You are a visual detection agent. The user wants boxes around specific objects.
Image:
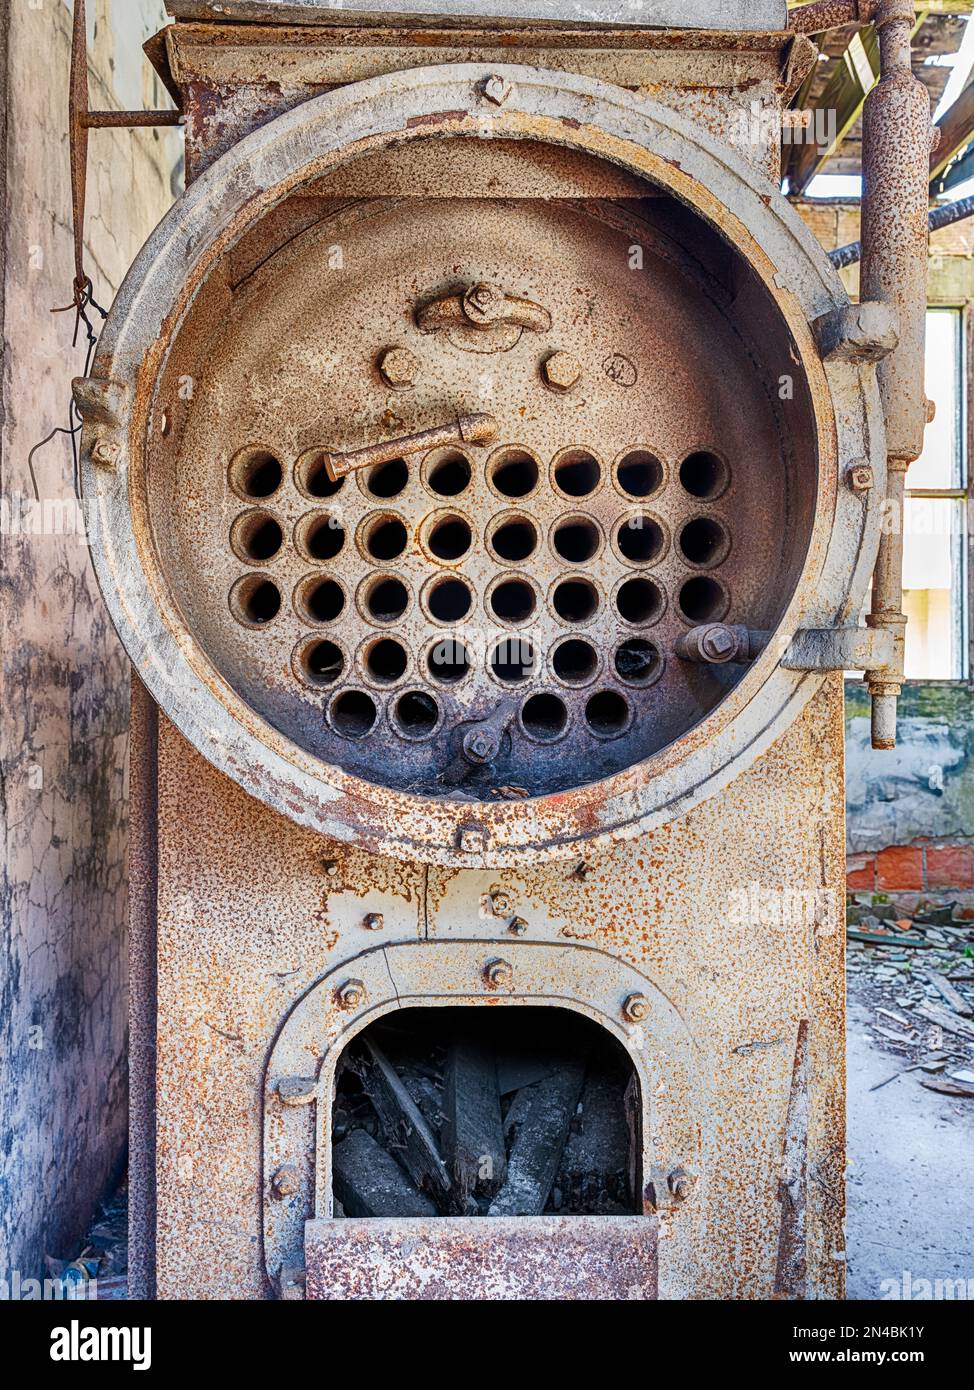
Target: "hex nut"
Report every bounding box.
[337,978,367,1010]
[276,1077,317,1108]
[271,1164,301,1198]
[507,916,528,937]
[489,891,514,917]
[465,731,496,763]
[847,462,874,494]
[483,74,514,106]
[378,346,420,389]
[623,992,651,1022]
[668,1168,695,1202]
[542,350,582,393]
[91,437,120,467]
[363,912,384,931]
[484,958,514,988]
[458,825,487,854]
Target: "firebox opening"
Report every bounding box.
[330,1007,640,1220]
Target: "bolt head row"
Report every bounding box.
[335,969,649,1026]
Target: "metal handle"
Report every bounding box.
[417,282,552,336]
[323,413,498,482]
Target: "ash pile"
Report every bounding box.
[332,1009,639,1219]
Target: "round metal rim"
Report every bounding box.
[78,62,886,867]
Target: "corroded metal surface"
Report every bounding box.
[151,681,846,1301]
[75,63,886,865]
[788,0,878,34]
[304,1215,658,1300]
[103,15,857,1306]
[161,23,809,180]
[165,0,787,31]
[152,192,815,798]
[127,677,159,1301]
[261,939,697,1278]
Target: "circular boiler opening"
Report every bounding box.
[330,1006,640,1219]
[148,140,822,808]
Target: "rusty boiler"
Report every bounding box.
[73,0,933,1300]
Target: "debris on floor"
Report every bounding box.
[847,892,974,1098]
[331,1008,636,1219]
[48,1175,129,1300]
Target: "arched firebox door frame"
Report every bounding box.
[261,939,702,1288]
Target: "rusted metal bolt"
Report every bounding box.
[465,730,496,763]
[363,911,384,931]
[542,350,582,393]
[462,281,504,325]
[668,1168,695,1202]
[458,825,487,854]
[507,916,528,937]
[847,462,874,493]
[378,345,420,389]
[489,891,514,917]
[623,992,651,1022]
[483,74,514,106]
[276,1077,316,1108]
[484,958,514,989]
[700,627,737,661]
[337,978,367,1010]
[91,437,120,467]
[271,1164,301,1198]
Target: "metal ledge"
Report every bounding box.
[305,1215,658,1299]
[165,1,788,32]
[782,626,894,672]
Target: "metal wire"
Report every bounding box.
[27,281,107,503]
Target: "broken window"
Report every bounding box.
[330,1008,640,1219]
[903,307,968,679]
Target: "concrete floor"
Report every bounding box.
[846,996,974,1300]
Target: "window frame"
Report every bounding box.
[900,301,971,687]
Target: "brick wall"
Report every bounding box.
[847,842,974,895]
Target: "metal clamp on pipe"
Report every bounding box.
[859,0,933,749]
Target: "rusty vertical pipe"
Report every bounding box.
[859,0,932,749]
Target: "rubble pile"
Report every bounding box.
[847,893,974,1098]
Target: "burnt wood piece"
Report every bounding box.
[557,1066,630,1213]
[401,1073,445,1132]
[489,1059,586,1217]
[494,1041,561,1097]
[351,1038,451,1205]
[332,1128,438,1219]
[441,1037,507,1206]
